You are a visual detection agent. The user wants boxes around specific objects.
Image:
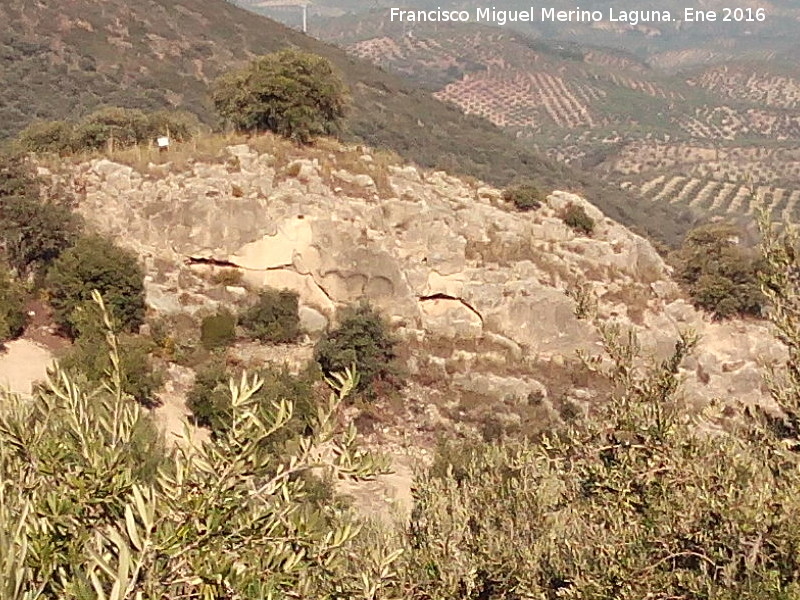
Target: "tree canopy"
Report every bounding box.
[671,222,764,319]
[211,49,349,143]
[0,154,81,275]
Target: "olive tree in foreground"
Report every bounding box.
[211,49,349,143]
[759,209,800,445]
[0,292,399,599]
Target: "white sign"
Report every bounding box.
[157,136,170,148]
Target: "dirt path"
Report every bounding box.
[337,453,417,523]
[0,339,54,396]
[151,363,210,447]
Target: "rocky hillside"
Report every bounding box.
[38,135,781,450]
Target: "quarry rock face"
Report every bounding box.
[61,142,782,410]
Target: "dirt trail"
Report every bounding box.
[0,339,54,396]
[337,454,417,523]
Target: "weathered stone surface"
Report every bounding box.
[91,159,133,179]
[452,372,548,405]
[332,169,375,189]
[59,142,783,410]
[420,298,482,339]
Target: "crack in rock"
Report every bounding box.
[418,292,484,325]
[185,254,337,309]
[185,255,292,272]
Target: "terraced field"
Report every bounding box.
[264,0,800,65]
[609,143,800,186]
[434,71,602,130]
[677,106,800,141]
[624,175,800,222]
[310,13,800,225]
[688,65,800,109]
[612,142,800,220]
[319,18,800,143]
[324,20,694,140]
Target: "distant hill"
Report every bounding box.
[310,14,800,224]
[0,0,694,245]
[258,0,799,66]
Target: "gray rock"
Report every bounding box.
[299,306,328,334]
[333,169,375,189]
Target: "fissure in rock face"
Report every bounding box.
[185,256,242,269]
[418,293,485,325]
[185,255,291,272]
[185,254,338,308]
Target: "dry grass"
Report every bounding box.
[35,132,305,175]
[208,268,244,287]
[45,132,405,203]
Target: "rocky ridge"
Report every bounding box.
[42,139,782,436]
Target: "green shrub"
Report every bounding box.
[209,268,243,287]
[200,308,237,350]
[562,202,595,235]
[314,302,398,394]
[502,182,544,211]
[0,263,27,345]
[240,288,300,343]
[46,235,145,338]
[72,106,150,150]
[186,357,231,430]
[187,358,320,441]
[211,49,349,143]
[16,120,75,154]
[144,109,200,142]
[60,303,162,406]
[0,154,81,274]
[16,109,200,155]
[671,223,764,319]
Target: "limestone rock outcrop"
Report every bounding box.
[51,140,783,411]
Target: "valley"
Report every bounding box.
[294,13,800,225]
